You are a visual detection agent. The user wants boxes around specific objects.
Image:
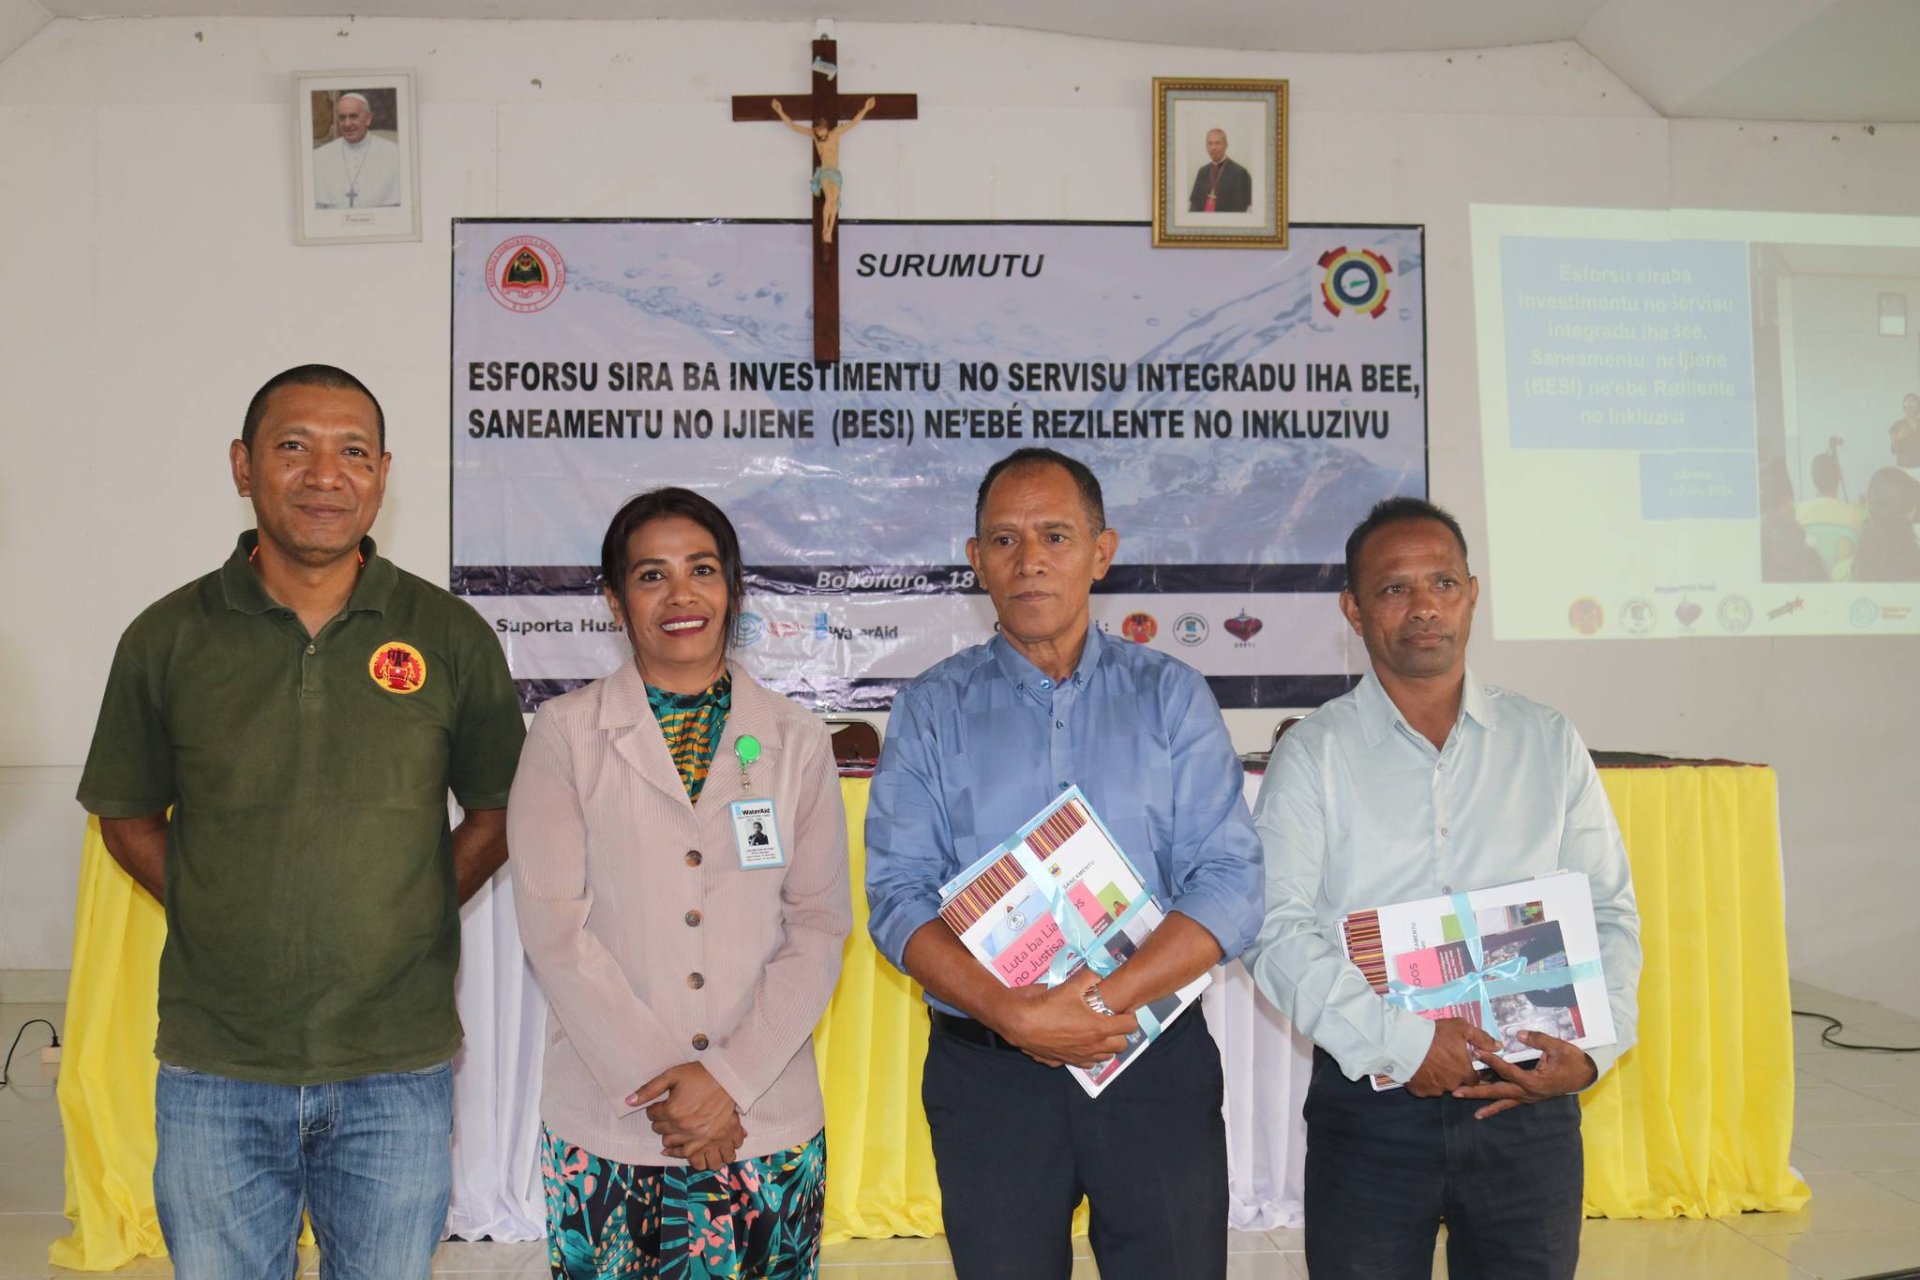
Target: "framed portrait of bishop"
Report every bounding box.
[1152,77,1288,249]
[294,68,422,245]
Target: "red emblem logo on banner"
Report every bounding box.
[486,236,567,313]
[1120,612,1158,644]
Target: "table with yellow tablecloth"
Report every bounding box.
[53,766,1807,1270]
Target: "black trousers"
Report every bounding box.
[921,1008,1229,1280]
[1303,1048,1584,1280]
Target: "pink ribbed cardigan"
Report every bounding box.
[507,660,852,1165]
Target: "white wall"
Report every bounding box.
[1,18,1913,1016]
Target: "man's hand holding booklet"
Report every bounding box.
[937,786,1208,1096]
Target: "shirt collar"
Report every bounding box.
[1459,668,1496,731]
[598,659,784,750]
[1355,665,1495,748]
[990,625,1106,703]
[219,530,393,616]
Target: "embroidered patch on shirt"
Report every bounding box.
[369,641,427,694]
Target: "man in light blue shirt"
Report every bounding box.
[1247,496,1639,1280]
[867,447,1263,1280]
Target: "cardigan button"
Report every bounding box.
[691,1034,710,1051]
[684,909,702,927]
[688,972,705,990]
[686,849,703,867]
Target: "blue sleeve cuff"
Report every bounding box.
[869,889,945,973]
[1168,884,1261,963]
[1582,1040,1621,1087]
[1382,1010,1438,1083]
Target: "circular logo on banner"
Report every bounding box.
[1568,598,1605,636]
[1120,612,1158,644]
[1620,597,1656,635]
[369,641,427,695]
[1317,246,1393,318]
[1172,613,1209,647]
[486,236,566,313]
[732,612,765,648]
[1851,599,1882,628]
[1717,595,1753,635]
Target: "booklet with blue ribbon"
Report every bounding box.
[1341,870,1615,1091]
[937,785,1209,1098]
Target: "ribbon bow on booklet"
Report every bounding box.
[1341,870,1615,1091]
[936,786,1209,1097]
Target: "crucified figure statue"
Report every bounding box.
[772,95,876,245]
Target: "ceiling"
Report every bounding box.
[3,0,1918,123]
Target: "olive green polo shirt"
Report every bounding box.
[78,532,526,1085]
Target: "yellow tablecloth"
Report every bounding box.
[811,779,944,1240]
[1581,765,1809,1218]
[54,767,1806,1269]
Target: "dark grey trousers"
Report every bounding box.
[1303,1046,1584,1280]
[922,1008,1229,1280]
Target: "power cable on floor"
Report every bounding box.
[1792,1009,1920,1053]
[0,1018,59,1091]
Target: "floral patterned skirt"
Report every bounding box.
[540,1125,826,1279]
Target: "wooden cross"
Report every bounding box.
[733,37,917,362]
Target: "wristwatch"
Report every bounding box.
[1083,983,1116,1017]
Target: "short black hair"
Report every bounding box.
[1867,465,1920,519]
[241,365,386,453]
[1811,452,1841,496]
[1343,496,1470,593]
[599,487,746,652]
[974,447,1106,535]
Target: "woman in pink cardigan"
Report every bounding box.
[508,487,852,1278]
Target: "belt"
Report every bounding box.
[929,1009,1023,1051]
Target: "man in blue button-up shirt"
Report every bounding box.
[1247,497,1640,1280]
[866,448,1262,1280]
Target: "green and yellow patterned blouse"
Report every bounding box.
[644,673,732,801]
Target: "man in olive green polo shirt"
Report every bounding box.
[78,364,525,1280]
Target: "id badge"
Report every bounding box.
[730,799,785,869]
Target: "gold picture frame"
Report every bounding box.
[1152,77,1288,249]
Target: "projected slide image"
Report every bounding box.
[1473,206,1920,639]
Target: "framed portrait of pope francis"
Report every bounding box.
[294,69,421,245]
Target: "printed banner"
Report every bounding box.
[451,220,1427,710]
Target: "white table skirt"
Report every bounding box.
[442,773,1308,1239]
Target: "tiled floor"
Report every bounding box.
[3,983,1918,1278]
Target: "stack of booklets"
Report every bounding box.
[937,786,1208,1097]
[1340,870,1615,1091]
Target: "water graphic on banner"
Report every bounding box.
[452,220,1427,710]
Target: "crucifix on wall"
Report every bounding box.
[733,37,917,361]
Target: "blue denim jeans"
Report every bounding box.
[153,1060,454,1280]
[1302,1048,1583,1280]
